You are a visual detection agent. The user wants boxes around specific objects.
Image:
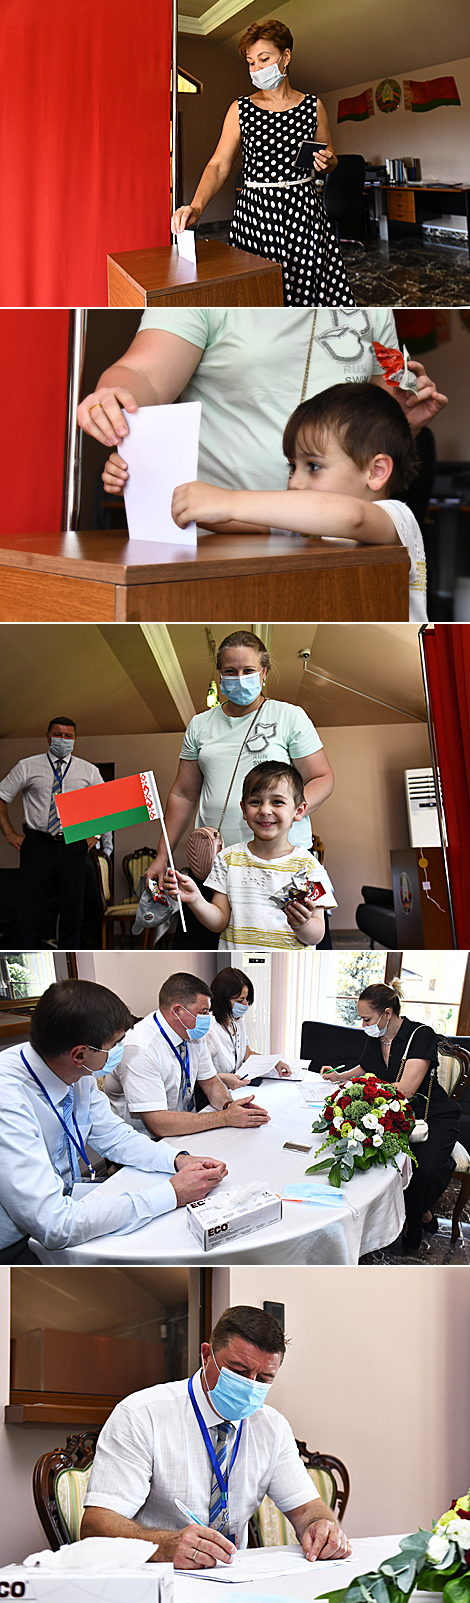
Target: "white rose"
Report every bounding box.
[353,1128,364,1143]
[333,1116,343,1130]
[426,1535,450,1563]
[372,1132,383,1146]
[389,1100,400,1111]
[446,1519,470,1551]
[362,1113,379,1129]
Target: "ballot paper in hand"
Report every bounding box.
[120,402,201,545]
[176,229,197,265]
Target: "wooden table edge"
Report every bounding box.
[0,538,410,586]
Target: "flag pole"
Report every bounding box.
[142,772,187,933]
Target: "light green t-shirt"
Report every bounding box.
[138,307,397,490]
[180,698,323,848]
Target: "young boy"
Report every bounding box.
[164,760,337,950]
[171,381,427,623]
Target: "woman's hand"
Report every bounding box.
[394,360,448,432]
[172,481,233,529]
[321,1066,362,1085]
[313,146,336,174]
[77,387,138,446]
[171,203,201,234]
[275,1060,292,1077]
[102,450,128,496]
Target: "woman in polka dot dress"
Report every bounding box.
[172,19,354,308]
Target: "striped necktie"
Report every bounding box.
[209,1422,232,1530]
[177,1041,195,1112]
[56,1087,79,1193]
[47,760,63,836]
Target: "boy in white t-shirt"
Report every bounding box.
[164,761,337,951]
[172,382,427,623]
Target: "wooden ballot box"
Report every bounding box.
[391,847,454,948]
[107,239,283,306]
[0,530,410,622]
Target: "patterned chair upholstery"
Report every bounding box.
[437,1038,470,1243]
[90,846,156,950]
[33,1433,99,1549]
[249,1446,349,1548]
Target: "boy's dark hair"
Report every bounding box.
[211,1304,287,1360]
[242,760,304,809]
[47,717,76,733]
[29,980,133,1058]
[159,972,212,1010]
[210,967,254,1026]
[283,381,420,498]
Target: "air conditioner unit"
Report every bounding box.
[404,767,440,847]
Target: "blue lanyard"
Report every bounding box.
[188,1375,243,1504]
[21,1051,95,1180]
[47,753,72,788]
[154,1015,191,1099]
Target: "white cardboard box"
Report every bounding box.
[186,1189,282,1251]
[0,1570,174,1602]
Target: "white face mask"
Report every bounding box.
[249,56,286,90]
[362,1010,389,1039]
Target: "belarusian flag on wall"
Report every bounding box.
[56,772,159,842]
[403,76,460,112]
[337,88,374,123]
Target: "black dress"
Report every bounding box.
[359,1017,460,1248]
[229,95,354,307]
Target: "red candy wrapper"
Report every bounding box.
[372,341,418,393]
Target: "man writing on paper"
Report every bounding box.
[0,980,226,1264]
[0,716,112,949]
[82,1305,351,1568]
[105,972,270,1137]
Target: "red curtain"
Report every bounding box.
[0,0,171,307]
[422,625,470,947]
[0,312,70,534]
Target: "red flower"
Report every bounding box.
[464,1550,470,1566]
[325,1106,334,1122]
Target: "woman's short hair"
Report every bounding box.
[211,1304,286,1359]
[359,981,403,1016]
[29,980,133,1058]
[283,382,420,497]
[216,630,271,675]
[239,20,293,58]
[210,967,254,1026]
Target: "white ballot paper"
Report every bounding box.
[176,229,197,265]
[120,403,201,546]
[180,1550,310,1582]
[240,1056,309,1081]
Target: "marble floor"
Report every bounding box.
[198,222,470,306]
[359,1174,470,1265]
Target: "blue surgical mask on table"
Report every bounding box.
[49,736,74,758]
[362,1010,388,1039]
[220,673,262,706]
[204,1347,271,1420]
[232,1001,249,1019]
[249,57,286,90]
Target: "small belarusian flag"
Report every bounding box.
[337,88,374,123]
[403,76,460,112]
[56,772,160,841]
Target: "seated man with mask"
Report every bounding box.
[0,979,226,1263]
[81,1304,351,1568]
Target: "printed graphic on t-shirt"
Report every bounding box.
[315,309,375,368]
[245,720,278,754]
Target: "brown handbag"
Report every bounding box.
[185,702,263,880]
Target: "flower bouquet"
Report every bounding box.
[305,1073,416,1188]
[318,1494,470,1603]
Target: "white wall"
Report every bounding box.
[215,1265,470,1537]
[322,55,470,226]
[76,951,218,1015]
[0,1269,71,1565]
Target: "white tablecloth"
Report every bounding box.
[31,1079,410,1265]
[172,1535,407,1600]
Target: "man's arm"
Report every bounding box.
[140,1071,270,1137]
[80,1506,236,1568]
[284,1498,351,1561]
[0,797,24,851]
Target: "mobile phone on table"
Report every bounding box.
[294,140,328,169]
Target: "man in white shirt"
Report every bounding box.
[0,716,113,949]
[105,971,270,1139]
[0,979,226,1264]
[82,1303,351,1568]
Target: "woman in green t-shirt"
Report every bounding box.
[145,627,334,950]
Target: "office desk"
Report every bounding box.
[0,530,410,622]
[369,183,470,244]
[107,240,283,305]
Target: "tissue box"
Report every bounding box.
[186,1188,282,1251]
[0,1570,173,1602]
